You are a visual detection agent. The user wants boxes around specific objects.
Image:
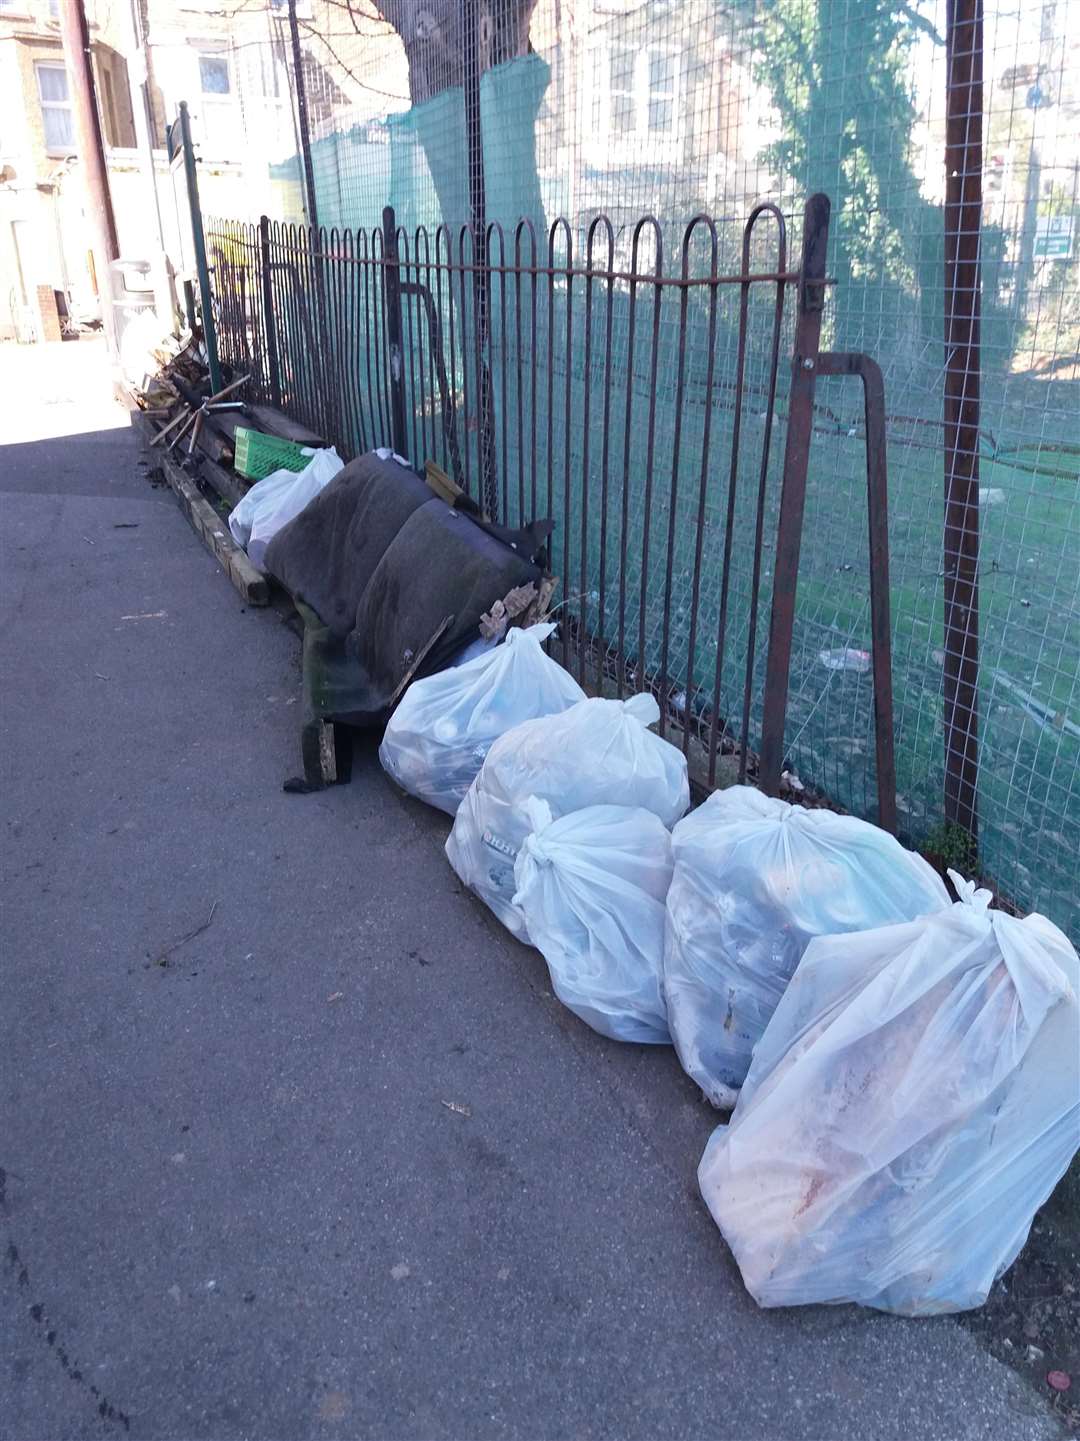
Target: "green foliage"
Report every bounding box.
[750,0,1010,365]
[922,819,978,873]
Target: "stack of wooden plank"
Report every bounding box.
[126,329,329,608]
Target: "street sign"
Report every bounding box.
[1034,216,1074,261]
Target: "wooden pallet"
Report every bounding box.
[129,409,268,607]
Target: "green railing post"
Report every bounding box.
[175,101,222,395]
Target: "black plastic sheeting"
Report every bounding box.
[265,451,548,728]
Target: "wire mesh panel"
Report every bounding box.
[197,0,1078,937]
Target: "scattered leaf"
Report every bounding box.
[441,1100,471,1117]
[318,1392,349,1421]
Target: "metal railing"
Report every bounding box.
[206,194,895,828]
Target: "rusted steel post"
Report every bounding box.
[463,0,499,520]
[817,351,897,833]
[758,192,830,794]
[258,216,282,407]
[176,102,223,395]
[382,206,408,458]
[943,0,982,842]
[288,0,319,233]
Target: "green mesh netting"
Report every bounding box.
[215,0,1079,938]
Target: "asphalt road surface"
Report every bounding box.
[0,342,1066,1440]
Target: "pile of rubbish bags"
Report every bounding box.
[224,443,1078,1321]
[377,618,1080,1319]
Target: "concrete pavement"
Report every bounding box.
[0,340,1066,1440]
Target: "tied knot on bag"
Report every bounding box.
[505,620,558,650]
[519,796,556,868]
[621,692,661,727]
[948,869,994,911]
[948,869,1074,1011]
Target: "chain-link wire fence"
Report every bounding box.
[194,0,1079,939]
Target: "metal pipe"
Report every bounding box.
[464,0,498,519]
[758,193,831,794]
[738,204,788,784]
[125,0,172,327]
[288,0,319,233]
[943,0,983,843]
[383,207,409,455]
[258,215,282,406]
[58,0,119,347]
[817,351,898,833]
[176,102,222,393]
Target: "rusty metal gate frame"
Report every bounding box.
[761,194,896,832]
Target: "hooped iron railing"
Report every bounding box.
[205,194,896,831]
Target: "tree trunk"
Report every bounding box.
[372,0,536,105]
[370,0,541,522]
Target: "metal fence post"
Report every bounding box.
[758,193,830,794]
[258,215,281,408]
[287,0,319,234]
[382,205,408,458]
[174,101,222,395]
[942,0,982,844]
[816,350,898,833]
[464,0,499,520]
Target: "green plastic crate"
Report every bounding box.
[233,427,311,481]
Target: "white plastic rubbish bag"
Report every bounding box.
[446,694,690,940]
[379,623,584,816]
[228,447,343,572]
[663,787,950,1108]
[512,797,674,1043]
[698,874,1080,1316]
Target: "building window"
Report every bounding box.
[585,41,681,163]
[610,44,637,135]
[193,47,240,156]
[256,43,286,100]
[101,67,120,145]
[199,55,231,95]
[647,50,676,133]
[36,62,75,153]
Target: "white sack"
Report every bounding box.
[663,786,949,1107]
[228,447,343,571]
[512,797,674,1043]
[379,624,584,815]
[446,694,689,940]
[697,874,1080,1315]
